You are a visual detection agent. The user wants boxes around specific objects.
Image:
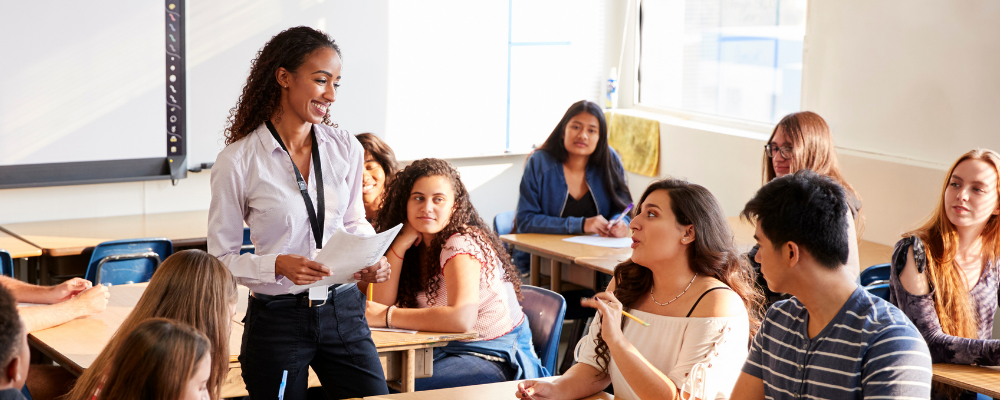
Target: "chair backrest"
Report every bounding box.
[0,250,12,278]
[519,285,566,374]
[865,283,890,301]
[860,263,891,286]
[85,238,173,286]
[493,210,516,236]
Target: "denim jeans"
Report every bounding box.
[413,349,516,391]
[239,285,389,399]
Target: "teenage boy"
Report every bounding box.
[730,170,931,400]
[0,285,29,399]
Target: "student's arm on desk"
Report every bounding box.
[0,276,91,304]
[368,251,480,333]
[18,285,109,332]
[516,363,611,400]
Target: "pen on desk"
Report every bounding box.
[278,370,288,400]
[607,203,634,230]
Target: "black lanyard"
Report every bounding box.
[266,121,325,249]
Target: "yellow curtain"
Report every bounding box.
[605,111,659,177]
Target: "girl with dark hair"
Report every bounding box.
[516,179,761,400]
[890,149,1000,400]
[207,26,390,398]
[355,133,399,221]
[514,100,633,273]
[369,158,547,390]
[751,111,862,305]
[97,319,212,400]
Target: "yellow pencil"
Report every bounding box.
[622,310,650,327]
[367,283,373,302]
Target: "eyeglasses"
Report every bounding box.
[764,144,793,159]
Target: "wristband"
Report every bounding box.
[386,305,397,329]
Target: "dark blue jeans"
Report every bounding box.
[413,349,515,391]
[240,285,389,399]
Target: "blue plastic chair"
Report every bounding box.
[0,250,12,278]
[861,263,890,286]
[865,283,890,301]
[85,238,173,286]
[240,227,255,255]
[520,285,566,375]
[493,211,516,253]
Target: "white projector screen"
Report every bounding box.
[0,1,178,188]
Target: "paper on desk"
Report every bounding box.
[563,234,633,248]
[289,223,403,292]
[370,327,418,334]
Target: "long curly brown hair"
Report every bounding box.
[372,158,522,307]
[592,179,763,376]
[223,26,340,145]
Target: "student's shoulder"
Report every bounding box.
[525,149,559,170]
[686,281,749,319]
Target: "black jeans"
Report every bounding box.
[239,285,389,399]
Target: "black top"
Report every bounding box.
[561,191,598,219]
[0,388,27,400]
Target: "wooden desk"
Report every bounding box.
[932,364,1000,398]
[1,210,211,257]
[0,230,42,258]
[28,283,476,396]
[504,217,895,292]
[365,376,615,400]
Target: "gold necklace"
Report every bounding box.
[651,273,698,306]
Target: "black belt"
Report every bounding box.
[251,284,353,309]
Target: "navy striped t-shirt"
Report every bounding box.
[743,286,932,399]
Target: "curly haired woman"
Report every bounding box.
[517,179,761,400]
[207,26,390,398]
[369,158,547,390]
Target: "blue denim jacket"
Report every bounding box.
[513,149,631,270]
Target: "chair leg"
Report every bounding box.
[559,318,591,375]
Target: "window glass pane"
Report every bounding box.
[639,0,806,123]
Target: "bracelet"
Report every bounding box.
[386,305,396,329]
[389,246,404,260]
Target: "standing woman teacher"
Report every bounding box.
[208,26,391,399]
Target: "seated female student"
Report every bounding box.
[890,149,1000,400]
[752,111,863,305]
[517,179,761,400]
[356,132,399,221]
[97,318,212,400]
[514,100,633,273]
[368,158,547,390]
[65,250,238,400]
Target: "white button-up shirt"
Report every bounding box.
[208,123,374,295]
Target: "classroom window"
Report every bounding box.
[638,0,807,124]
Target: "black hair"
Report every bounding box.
[536,100,632,210]
[741,169,850,269]
[224,26,342,145]
[0,285,23,370]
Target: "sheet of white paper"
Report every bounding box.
[289,223,404,292]
[562,234,633,248]
[369,327,418,334]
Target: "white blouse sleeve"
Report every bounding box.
[574,316,605,372]
[668,319,750,400]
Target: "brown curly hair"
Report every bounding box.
[372,158,522,307]
[223,26,341,145]
[592,179,763,377]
